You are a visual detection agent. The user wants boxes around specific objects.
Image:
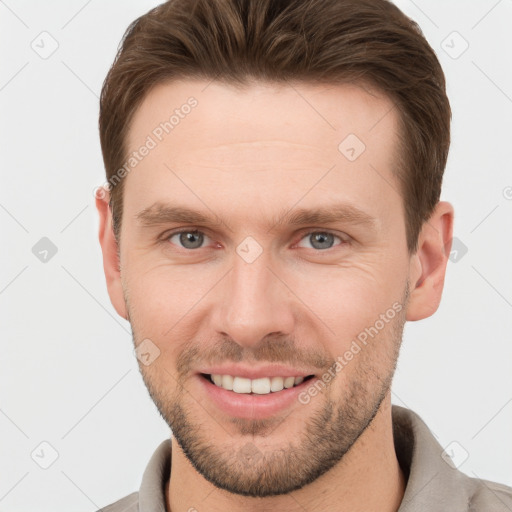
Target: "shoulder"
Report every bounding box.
[468,476,512,511]
[96,491,139,512]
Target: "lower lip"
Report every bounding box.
[197,374,316,420]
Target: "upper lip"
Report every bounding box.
[197,364,316,380]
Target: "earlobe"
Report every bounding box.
[95,188,129,321]
[406,201,454,321]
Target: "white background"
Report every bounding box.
[1,0,511,510]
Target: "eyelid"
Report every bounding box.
[160,227,349,251]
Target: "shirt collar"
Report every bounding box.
[138,436,170,512]
[392,405,473,510]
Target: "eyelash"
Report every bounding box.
[160,228,348,251]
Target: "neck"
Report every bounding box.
[166,394,405,512]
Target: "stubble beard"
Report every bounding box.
[131,286,409,497]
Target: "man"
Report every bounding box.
[95,0,512,510]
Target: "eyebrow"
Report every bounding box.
[135,201,377,231]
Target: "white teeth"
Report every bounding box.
[221,374,234,390]
[232,377,252,393]
[270,376,285,392]
[283,376,295,389]
[210,374,309,394]
[251,377,271,394]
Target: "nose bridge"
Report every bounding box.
[214,245,294,346]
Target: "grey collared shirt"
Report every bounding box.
[98,405,512,511]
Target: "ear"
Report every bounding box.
[406,201,454,321]
[95,187,128,321]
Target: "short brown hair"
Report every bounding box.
[99,0,451,254]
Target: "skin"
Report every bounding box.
[96,79,454,512]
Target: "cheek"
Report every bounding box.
[290,261,402,327]
[284,263,406,383]
[123,262,223,364]
[126,261,204,307]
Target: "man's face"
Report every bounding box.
[112,79,415,497]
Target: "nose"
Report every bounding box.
[211,248,296,348]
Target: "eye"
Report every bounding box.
[166,229,212,250]
[296,230,345,250]
[162,229,346,252]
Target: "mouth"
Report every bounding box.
[197,371,318,419]
[199,372,316,394]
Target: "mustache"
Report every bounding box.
[175,334,333,377]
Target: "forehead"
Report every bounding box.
[122,79,401,231]
[127,78,398,155]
